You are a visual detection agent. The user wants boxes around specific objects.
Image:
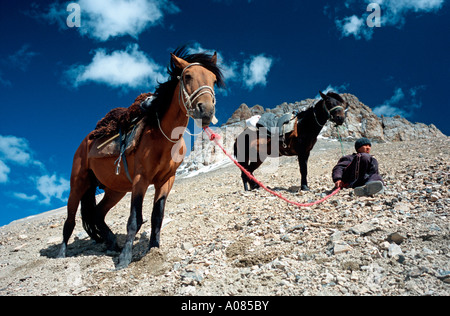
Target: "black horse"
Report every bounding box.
[234,91,347,191]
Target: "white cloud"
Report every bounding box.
[13,192,38,202]
[372,0,445,26]
[36,174,70,205]
[0,160,10,184]
[320,83,349,96]
[66,44,165,90]
[0,135,37,183]
[0,135,33,165]
[336,15,374,40]
[334,0,445,40]
[177,43,276,94]
[242,55,274,90]
[373,86,424,118]
[77,0,180,41]
[36,0,180,41]
[373,104,407,117]
[0,134,69,204]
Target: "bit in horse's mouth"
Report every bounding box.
[194,115,218,128]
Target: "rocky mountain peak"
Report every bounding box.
[225,93,446,142]
[180,93,446,174]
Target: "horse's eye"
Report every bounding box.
[185,74,192,81]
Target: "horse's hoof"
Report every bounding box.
[116,256,132,270]
[301,185,310,191]
[117,248,132,270]
[56,244,66,259]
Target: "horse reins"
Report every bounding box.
[204,127,341,208]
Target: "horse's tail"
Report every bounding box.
[80,171,104,243]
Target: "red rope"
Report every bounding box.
[204,127,341,208]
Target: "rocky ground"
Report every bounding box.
[0,137,448,296]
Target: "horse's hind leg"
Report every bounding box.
[95,189,126,252]
[57,175,91,258]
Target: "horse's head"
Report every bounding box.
[172,53,221,128]
[319,91,346,126]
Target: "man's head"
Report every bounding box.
[355,137,372,154]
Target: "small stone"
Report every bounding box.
[350,221,376,235]
[12,244,27,252]
[350,271,359,281]
[333,242,352,254]
[388,243,403,258]
[429,194,440,202]
[181,266,204,285]
[271,258,286,270]
[388,232,406,245]
[181,242,194,251]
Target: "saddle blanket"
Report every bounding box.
[255,113,296,136]
[88,119,145,159]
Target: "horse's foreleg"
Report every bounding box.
[96,189,126,252]
[149,176,175,250]
[117,176,148,269]
[246,160,265,190]
[298,153,310,191]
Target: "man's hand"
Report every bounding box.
[335,180,344,188]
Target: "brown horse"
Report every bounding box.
[234,92,347,192]
[57,47,224,269]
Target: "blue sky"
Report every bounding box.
[0,0,448,226]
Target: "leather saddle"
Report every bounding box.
[88,118,145,159]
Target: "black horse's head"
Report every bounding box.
[319,91,346,126]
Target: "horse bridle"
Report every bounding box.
[313,100,345,127]
[148,63,217,144]
[177,63,216,118]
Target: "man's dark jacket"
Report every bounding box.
[332,153,383,188]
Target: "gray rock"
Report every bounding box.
[350,221,377,235]
[333,242,352,255]
[388,243,403,258]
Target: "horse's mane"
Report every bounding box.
[148,45,225,124]
[325,91,345,103]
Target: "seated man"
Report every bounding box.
[332,138,384,196]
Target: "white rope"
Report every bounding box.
[156,112,183,144]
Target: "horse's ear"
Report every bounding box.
[319,91,328,100]
[211,52,218,65]
[171,53,190,70]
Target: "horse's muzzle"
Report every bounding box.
[333,115,345,126]
[194,102,216,127]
